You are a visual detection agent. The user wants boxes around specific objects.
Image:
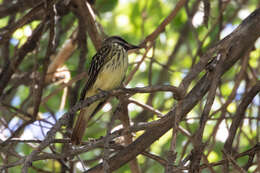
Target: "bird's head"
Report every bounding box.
[103,36,140,51]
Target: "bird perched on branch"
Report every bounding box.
[71,36,140,144]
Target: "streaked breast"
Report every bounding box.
[93,47,128,91]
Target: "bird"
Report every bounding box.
[71,36,140,144]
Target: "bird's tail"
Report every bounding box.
[71,101,100,145]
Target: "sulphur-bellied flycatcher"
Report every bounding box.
[71,36,140,144]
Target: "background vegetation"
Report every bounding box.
[0,0,260,172]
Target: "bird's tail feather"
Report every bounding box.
[71,109,88,145]
[71,101,100,145]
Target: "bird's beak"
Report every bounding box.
[127,44,142,52]
[129,44,141,50]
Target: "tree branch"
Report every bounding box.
[87,8,260,172]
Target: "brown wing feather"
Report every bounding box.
[80,44,111,100]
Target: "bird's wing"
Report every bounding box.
[80,44,111,100]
